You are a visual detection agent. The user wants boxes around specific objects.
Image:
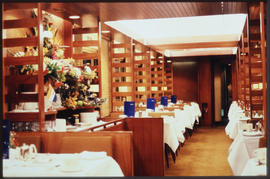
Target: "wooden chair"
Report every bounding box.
[15,135,41,153]
[59,136,113,156]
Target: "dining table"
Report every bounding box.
[3,151,124,177]
[227,129,263,176]
[241,158,267,176]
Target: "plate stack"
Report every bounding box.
[80,112,99,124]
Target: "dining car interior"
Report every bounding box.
[2,1,269,177]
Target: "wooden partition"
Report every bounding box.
[133,41,151,109]
[15,131,134,176]
[163,58,173,97]
[110,31,133,113]
[150,51,165,99]
[104,117,164,176]
[2,3,49,130]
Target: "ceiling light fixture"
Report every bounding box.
[69,15,80,19]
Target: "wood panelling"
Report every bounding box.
[173,61,198,101]
[198,60,212,126]
[124,118,164,176]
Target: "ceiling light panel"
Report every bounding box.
[105,14,247,45]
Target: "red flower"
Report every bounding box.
[43,69,49,75]
[54,81,63,88]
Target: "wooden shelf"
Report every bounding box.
[6,111,57,122]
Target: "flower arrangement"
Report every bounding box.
[7,11,106,109]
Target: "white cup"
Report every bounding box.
[55,119,66,132]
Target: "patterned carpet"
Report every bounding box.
[165,126,233,176]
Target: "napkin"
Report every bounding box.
[79,151,107,160]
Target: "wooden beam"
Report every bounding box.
[152,41,238,50]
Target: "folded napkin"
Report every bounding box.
[242,131,262,136]
[79,151,107,160]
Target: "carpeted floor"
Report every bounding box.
[165,126,233,176]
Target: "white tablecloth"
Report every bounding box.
[3,152,124,177]
[225,101,250,139]
[163,117,180,153]
[228,131,263,175]
[241,158,267,176]
[174,109,193,129]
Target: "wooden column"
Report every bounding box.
[37,3,45,131]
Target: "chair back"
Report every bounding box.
[59,136,113,156]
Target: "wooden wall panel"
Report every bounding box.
[124,118,164,176]
[172,61,198,101]
[198,60,212,126]
[214,63,222,122]
[232,55,238,101]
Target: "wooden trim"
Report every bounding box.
[112,43,130,49]
[112,82,133,86]
[134,75,150,79]
[6,93,38,103]
[4,18,38,29]
[72,27,99,34]
[5,111,57,122]
[250,62,262,68]
[112,92,133,96]
[134,59,149,64]
[134,52,149,56]
[3,3,38,11]
[73,53,99,60]
[4,37,38,47]
[134,83,149,86]
[73,40,99,47]
[133,67,149,72]
[112,72,133,77]
[112,63,131,67]
[251,90,263,96]
[112,53,131,58]
[4,56,39,66]
[112,101,124,106]
[251,104,263,110]
[151,64,163,68]
[134,91,149,95]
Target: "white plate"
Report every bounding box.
[77,123,92,127]
[66,125,76,129]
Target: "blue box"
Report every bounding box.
[124,101,135,117]
[2,120,10,159]
[147,98,156,111]
[171,95,177,103]
[161,96,168,106]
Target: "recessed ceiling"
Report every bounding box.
[105,14,247,57]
